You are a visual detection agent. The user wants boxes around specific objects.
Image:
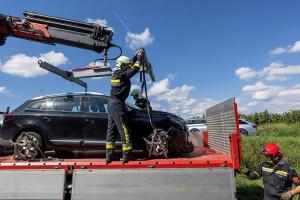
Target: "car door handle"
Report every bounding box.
[41,116,51,121]
[85,119,96,124]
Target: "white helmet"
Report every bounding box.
[131,89,142,98]
[116,56,132,68]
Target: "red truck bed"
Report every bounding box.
[0,98,241,171]
[0,147,233,170]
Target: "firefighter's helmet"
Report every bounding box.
[116,56,132,68]
[131,89,142,98]
[260,143,283,161]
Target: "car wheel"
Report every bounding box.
[240,129,248,136]
[144,129,169,158]
[15,131,44,160]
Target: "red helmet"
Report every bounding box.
[260,143,283,161]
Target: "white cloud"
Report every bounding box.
[252,88,281,101]
[150,102,162,110]
[238,40,300,113]
[235,67,258,80]
[130,84,140,92]
[248,101,258,106]
[278,84,300,99]
[270,40,300,55]
[148,74,218,118]
[235,62,300,81]
[157,85,195,103]
[289,40,300,53]
[86,18,114,32]
[241,81,300,112]
[0,86,8,94]
[265,64,300,81]
[242,81,269,92]
[40,51,68,66]
[270,47,288,56]
[148,78,170,96]
[0,51,69,78]
[125,28,154,50]
[242,81,282,101]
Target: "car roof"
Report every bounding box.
[33,92,105,100]
[185,117,205,120]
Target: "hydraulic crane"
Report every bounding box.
[0,11,121,90]
[0,11,117,55]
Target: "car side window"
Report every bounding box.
[194,119,205,124]
[41,99,54,111]
[87,97,108,113]
[185,120,192,124]
[239,120,247,124]
[28,100,46,110]
[54,97,81,112]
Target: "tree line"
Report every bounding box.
[239,110,300,125]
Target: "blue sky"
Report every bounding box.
[1,0,300,118]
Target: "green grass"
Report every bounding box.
[236,123,300,200]
[236,174,263,200]
[258,123,300,137]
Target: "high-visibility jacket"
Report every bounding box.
[110,62,141,101]
[251,160,300,200]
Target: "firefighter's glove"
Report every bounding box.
[136,53,143,63]
[280,191,293,200]
[136,48,145,63]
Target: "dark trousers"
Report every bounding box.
[106,98,132,158]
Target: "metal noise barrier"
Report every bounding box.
[206,98,237,155]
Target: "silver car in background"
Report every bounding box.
[186,118,257,136]
[239,119,258,136]
[185,118,207,133]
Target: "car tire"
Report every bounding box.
[240,129,248,136]
[15,131,44,160]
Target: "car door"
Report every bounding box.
[40,96,84,146]
[83,96,109,146]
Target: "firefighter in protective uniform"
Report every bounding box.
[106,54,143,164]
[243,143,300,200]
[130,89,152,110]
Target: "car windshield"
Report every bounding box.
[239,120,248,124]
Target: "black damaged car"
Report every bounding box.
[0,92,193,160]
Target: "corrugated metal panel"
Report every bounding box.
[71,168,236,200]
[206,98,237,155]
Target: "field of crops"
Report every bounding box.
[236,123,300,200]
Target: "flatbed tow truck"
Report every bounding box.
[0,98,241,200]
[0,11,242,200]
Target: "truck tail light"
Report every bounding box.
[3,114,16,123]
[252,124,257,129]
